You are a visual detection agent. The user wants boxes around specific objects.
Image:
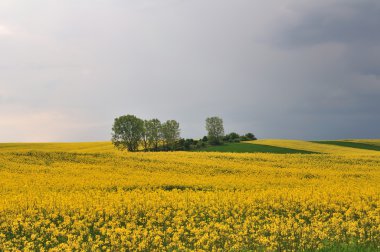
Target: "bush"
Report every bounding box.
[224,132,240,142]
[244,133,257,140]
[240,136,249,141]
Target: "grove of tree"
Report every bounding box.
[112,115,181,152]
[112,114,256,152]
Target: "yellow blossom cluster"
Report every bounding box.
[0,144,379,251]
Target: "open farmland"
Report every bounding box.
[0,141,380,251]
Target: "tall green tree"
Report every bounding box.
[142,120,149,151]
[206,116,224,145]
[161,120,180,150]
[144,118,162,151]
[111,115,144,151]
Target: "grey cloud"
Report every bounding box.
[0,0,379,141]
[268,0,380,139]
[345,46,380,76]
[277,1,380,46]
[277,0,380,76]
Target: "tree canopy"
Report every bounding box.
[111,115,181,152]
[161,120,181,150]
[205,116,225,145]
[112,115,144,152]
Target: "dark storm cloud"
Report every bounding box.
[278,1,380,46]
[277,0,380,76]
[269,0,380,139]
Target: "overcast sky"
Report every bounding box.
[0,0,379,142]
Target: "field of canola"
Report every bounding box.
[0,141,380,251]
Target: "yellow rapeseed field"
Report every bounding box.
[0,142,379,251]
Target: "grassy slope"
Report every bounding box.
[196,142,316,154]
[313,140,380,152]
[345,139,380,147]
[253,139,380,155]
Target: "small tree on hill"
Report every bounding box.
[112,115,144,151]
[206,116,224,145]
[145,118,162,150]
[142,120,150,151]
[161,120,180,150]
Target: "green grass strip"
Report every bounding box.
[196,142,317,154]
[312,141,380,152]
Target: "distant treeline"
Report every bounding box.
[112,115,256,152]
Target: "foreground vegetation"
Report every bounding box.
[0,141,380,251]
